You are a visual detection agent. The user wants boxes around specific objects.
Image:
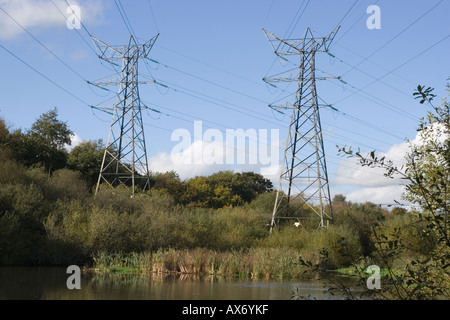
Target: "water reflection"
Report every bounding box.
[0,267,352,300]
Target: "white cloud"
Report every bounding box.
[345,185,407,205]
[148,138,281,181]
[333,141,409,204]
[0,0,104,39]
[334,122,449,205]
[335,156,401,187]
[149,151,221,180]
[65,132,83,151]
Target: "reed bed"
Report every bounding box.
[90,247,311,280]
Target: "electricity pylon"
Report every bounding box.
[92,34,159,196]
[263,26,339,232]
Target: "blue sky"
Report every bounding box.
[0,0,449,206]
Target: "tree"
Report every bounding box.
[333,83,450,299]
[167,171,273,209]
[29,108,72,149]
[8,108,73,173]
[67,140,104,188]
[0,118,9,142]
[183,176,212,207]
[0,118,12,160]
[232,172,273,203]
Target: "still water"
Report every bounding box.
[0,267,354,300]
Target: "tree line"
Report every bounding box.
[0,107,273,208]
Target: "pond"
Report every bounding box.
[0,267,357,300]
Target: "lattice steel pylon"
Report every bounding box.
[263,26,339,232]
[92,34,159,196]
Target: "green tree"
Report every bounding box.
[28,108,72,173]
[8,108,73,173]
[183,176,212,207]
[231,171,273,203]
[334,83,450,299]
[151,170,185,198]
[180,171,273,209]
[30,108,72,149]
[0,118,9,142]
[67,140,104,188]
[0,118,12,160]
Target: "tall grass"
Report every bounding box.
[90,247,311,280]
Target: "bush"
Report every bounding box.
[0,183,44,217]
[88,206,137,253]
[44,169,89,201]
[94,185,147,214]
[248,191,277,219]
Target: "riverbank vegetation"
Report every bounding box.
[1,82,449,300]
[0,110,426,276]
[0,109,406,273]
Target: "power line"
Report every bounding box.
[145,58,414,146]
[143,88,398,162]
[334,0,359,29]
[114,0,137,37]
[147,0,160,32]
[140,102,282,160]
[147,55,416,146]
[137,103,393,184]
[322,103,406,141]
[0,4,116,99]
[148,58,272,105]
[0,45,390,186]
[75,2,427,165]
[330,0,381,48]
[262,0,275,27]
[51,0,121,75]
[284,0,310,39]
[48,0,97,56]
[0,43,90,107]
[333,34,450,106]
[62,0,94,38]
[155,44,269,89]
[141,75,282,127]
[332,41,417,87]
[322,121,392,150]
[0,6,86,82]
[142,74,398,159]
[110,1,397,150]
[3,3,131,102]
[331,78,419,121]
[265,0,310,77]
[327,50,428,105]
[341,0,444,77]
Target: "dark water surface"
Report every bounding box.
[0,266,353,300]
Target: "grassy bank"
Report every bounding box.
[90,248,314,280]
[334,267,402,278]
